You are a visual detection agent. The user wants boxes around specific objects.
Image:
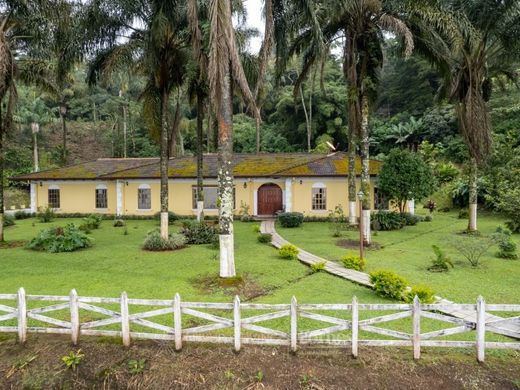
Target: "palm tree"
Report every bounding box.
[207,0,259,277]
[86,0,190,240]
[413,0,520,231]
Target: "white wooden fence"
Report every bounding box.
[1,289,519,362]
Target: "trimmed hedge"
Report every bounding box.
[369,270,408,300]
[278,212,304,228]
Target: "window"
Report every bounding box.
[138,185,151,210]
[192,186,235,210]
[48,187,60,209]
[374,188,389,210]
[95,186,108,209]
[311,183,326,210]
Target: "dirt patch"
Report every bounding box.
[192,273,272,301]
[0,240,26,249]
[336,239,381,250]
[0,334,519,389]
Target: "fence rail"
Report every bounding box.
[1,289,519,362]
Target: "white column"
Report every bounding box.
[30,182,37,213]
[285,178,292,212]
[253,182,258,216]
[469,203,477,231]
[407,199,415,215]
[116,180,124,217]
[349,201,357,225]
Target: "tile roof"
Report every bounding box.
[12,153,381,181]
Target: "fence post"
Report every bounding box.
[234,295,241,352]
[290,296,297,353]
[17,288,27,344]
[69,289,80,345]
[412,295,421,360]
[351,296,358,358]
[476,296,485,363]
[174,293,182,351]
[120,292,130,347]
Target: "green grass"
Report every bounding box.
[277,211,520,303]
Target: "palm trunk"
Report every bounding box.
[122,104,128,158]
[468,158,478,232]
[207,103,212,153]
[0,126,4,242]
[32,123,39,172]
[160,90,170,239]
[348,133,357,224]
[360,94,371,245]
[255,117,261,154]
[217,69,235,278]
[196,92,204,221]
[299,85,311,153]
[59,105,67,166]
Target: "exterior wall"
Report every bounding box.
[34,181,117,214]
[34,177,386,217]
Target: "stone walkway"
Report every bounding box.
[260,220,520,339]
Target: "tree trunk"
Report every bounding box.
[0,125,4,242]
[160,90,170,240]
[299,85,311,153]
[468,158,478,232]
[31,122,39,172]
[348,133,357,225]
[122,104,127,158]
[59,104,67,166]
[207,103,213,153]
[217,69,235,278]
[359,94,371,244]
[196,92,205,221]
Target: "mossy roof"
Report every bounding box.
[12,153,381,181]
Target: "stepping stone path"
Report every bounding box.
[260,219,520,340]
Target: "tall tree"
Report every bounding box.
[413,0,520,231]
[207,0,259,277]
[86,0,190,240]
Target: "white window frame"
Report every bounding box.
[311,182,327,211]
[48,185,60,209]
[137,184,152,210]
[95,184,108,210]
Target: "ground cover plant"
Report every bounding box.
[142,230,186,251]
[26,224,91,253]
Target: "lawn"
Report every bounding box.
[277,211,520,303]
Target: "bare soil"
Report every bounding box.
[336,239,381,250]
[0,240,26,249]
[1,334,519,389]
[192,273,272,300]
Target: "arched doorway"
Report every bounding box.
[257,183,283,215]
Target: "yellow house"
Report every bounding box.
[13,152,388,218]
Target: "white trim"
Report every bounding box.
[285,178,292,212]
[253,190,258,215]
[138,183,151,189]
[116,180,124,217]
[48,184,60,190]
[95,183,108,190]
[312,182,326,188]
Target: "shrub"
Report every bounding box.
[278,212,304,228]
[180,220,219,244]
[505,220,520,233]
[428,245,454,272]
[310,261,326,273]
[369,270,408,300]
[401,212,422,226]
[371,211,403,231]
[405,285,435,303]
[279,244,299,259]
[37,206,55,223]
[113,219,125,227]
[252,224,261,233]
[2,214,15,227]
[492,227,518,260]
[448,235,494,267]
[341,255,366,272]
[142,230,186,251]
[238,201,253,222]
[62,349,84,371]
[14,210,31,220]
[257,233,272,244]
[80,214,103,232]
[153,211,179,225]
[424,215,432,222]
[27,224,92,253]
[458,208,469,219]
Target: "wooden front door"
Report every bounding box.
[257,184,283,215]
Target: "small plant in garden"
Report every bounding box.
[252,224,261,233]
[404,285,435,303]
[401,212,422,226]
[27,224,92,253]
[37,206,55,223]
[62,349,84,371]
[123,226,129,236]
[3,214,15,227]
[127,358,146,375]
[425,199,436,214]
[113,219,125,227]
[448,235,494,267]
[14,210,31,220]
[428,245,454,272]
[253,370,264,382]
[310,261,326,273]
[180,220,219,244]
[278,212,304,228]
[492,227,518,259]
[328,205,348,237]
[371,211,404,231]
[143,230,186,251]
[279,244,299,259]
[257,233,272,244]
[424,215,432,222]
[369,270,408,300]
[341,255,366,272]
[239,201,253,222]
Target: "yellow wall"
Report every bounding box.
[34,177,385,216]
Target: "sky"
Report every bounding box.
[243,0,265,53]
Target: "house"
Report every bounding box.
[13,152,386,217]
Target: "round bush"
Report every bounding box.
[27,224,92,253]
[143,230,186,251]
[278,212,304,228]
[113,219,125,227]
[180,220,219,244]
[257,233,272,244]
[279,244,299,259]
[369,270,408,300]
[2,215,15,227]
[341,255,366,272]
[405,285,435,303]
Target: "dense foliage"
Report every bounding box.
[369,270,408,300]
[278,212,304,228]
[180,220,219,245]
[142,230,186,251]
[27,224,92,253]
